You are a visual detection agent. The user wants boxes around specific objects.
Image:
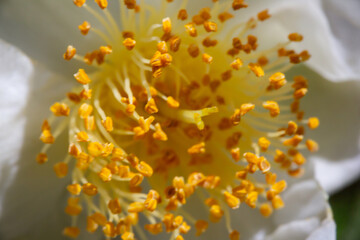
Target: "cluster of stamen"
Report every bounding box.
[37,0,319,239]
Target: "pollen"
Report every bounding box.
[38,1,319,239]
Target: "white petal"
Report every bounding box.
[0,38,32,215]
[298,66,360,193]
[265,0,360,82]
[0,42,80,239]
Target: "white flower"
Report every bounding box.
[1,0,359,239]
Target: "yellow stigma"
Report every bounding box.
[37,0,318,239]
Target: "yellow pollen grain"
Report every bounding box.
[157,41,168,54]
[195,220,208,236]
[74,69,91,84]
[166,96,180,108]
[204,21,217,32]
[259,203,273,217]
[259,157,271,173]
[169,36,181,52]
[162,17,172,34]
[269,72,286,89]
[136,161,154,177]
[283,134,303,147]
[187,142,206,155]
[123,38,136,50]
[185,23,197,37]
[265,172,277,185]
[306,139,319,152]
[88,142,103,157]
[63,45,76,60]
[108,198,122,214]
[98,167,112,182]
[286,121,298,135]
[178,9,188,21]
[78,103,93,119]
[231,147,241,162]
[128,202,145,213]
[248,63,264,77]
[258,9,271,21]
[258,137,270,151]
[308,117,320,129]
[103,222,116,238]
[53,162,68,178]
[91,212,107,226]
[76,131,89,142]
[36,153,48,164]
[263,101,280,117]
[232,0,248,10]
[244,152,259,164]
[83,183,98,196]
[67,183,82,195]
[209,204,224,222]
[50,102,70,117]
[78,21,91,35]
[73,0,86,7]
[145,98,158,114]
[145,223,163,234]
[86,216,98,233]
[63,226,80,238]
[40,129,54,144]
[95,0,108,9]
[272,195,284,209]
[202,53,213,64]
[294,88,308,99]
[230,58,243,70]
[288,33,303,42]
[229,230,240,240]
[101,116,114,132]
[224,191,240,209]
[153,123,168,141]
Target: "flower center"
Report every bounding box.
[36,0,319,239]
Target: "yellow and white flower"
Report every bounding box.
[0,0,359,239]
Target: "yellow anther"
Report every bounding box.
[245,191,258,208]
[243,152,259,164]
[63,45,76,60]
[293,152,306,165]
[91,212,107,226]
[272,195,284,209]
[187,142,205,155]
[73,0,86,7]
[169,36,181,52]
[36,153,48,164]
[231,147,241,161]
[121,232,135,240]
[258,157,271,173]
[274,149,286,163]
[288,33,303,42]
[306,139,319,152]
[269,72,286,89]
[230,109,241,125]
[63,227,80,238]
[74,69,91,84]
[40,129,54,144]
[67,183,82,195]
[78,21,91,35]
[308,117,319,129]
[145,98,158,114]
[144,198,157,212]
[103,222,116,238]
[260,203,273,217]
[283,134,303,147]
[272,180,287,194]
[184,23,197,37]
[204,21,217,32]
[230,230,240,240]
[135,161,153,177]
[95,0,108,9]
[209,204,224,222]
[126,104,136,114]
[76,131,89,142]
[128,202,145,213]
[232,0,248,10]
[145,223,163,235]
[157,41,168,54]
[286,121,298,135]
[224,191,240,209]
[202,36,218,47]
[123,38,136,50]
[153,123,168,141]
[202,53,213,64]
[83,183,98,196]
[53,162,68,178]
[101,116,113,132]
[162,17,172,34]
[100,46,112,55]
[65,202,82,216]
[50,102,70,116]
[188,44,200,58]
[86,216,98,233]
[160,53,172,66]
[263,101,280,117]
[88,142,103,157]
[235,170,247,180]
[108,198,122,214]
[176,236,184,240]
[179,222,191,234]
[230,58,243,70]
[258,137,270,151]
[258,9,271,21]
[178,9,188,20]
[188,172,206,186]
[195,220,208,236]
[166,96,180,108]
[248,63,264,77]
[218,11,234,22]
[124,0,136,9]
[129,174,144,187]
[67,92,81,103]
[78,103,93,119]
[294,88,308,99]
[265,172,277,185]
[98,167,112,182]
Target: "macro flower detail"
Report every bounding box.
[36,0,321,239]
